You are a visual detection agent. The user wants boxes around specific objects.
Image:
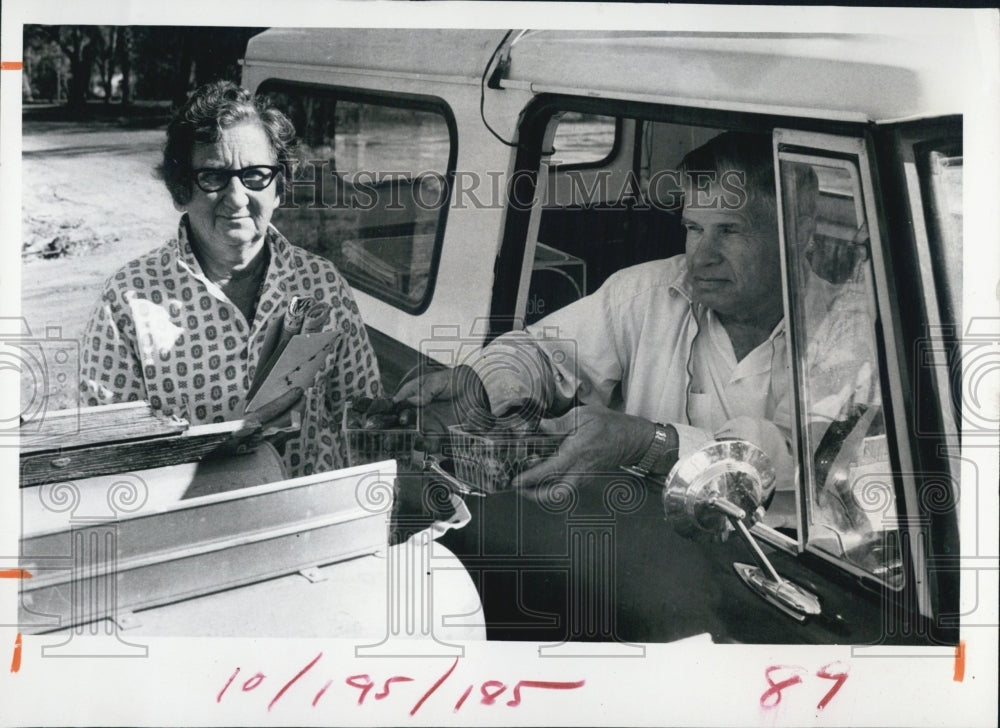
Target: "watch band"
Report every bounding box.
[634,422,670,475]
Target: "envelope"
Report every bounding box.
[245,330,340,413]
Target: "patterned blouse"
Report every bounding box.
[80,217,381,477]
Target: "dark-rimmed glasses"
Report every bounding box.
[192,165,282,193]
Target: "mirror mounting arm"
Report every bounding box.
[653,441,824,623]
[710,496,822,622]
[726,506,784,584]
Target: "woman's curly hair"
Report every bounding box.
[157,80,296,205]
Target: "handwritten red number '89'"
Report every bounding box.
[760,662,849,710]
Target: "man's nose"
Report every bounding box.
[690,226,724,265]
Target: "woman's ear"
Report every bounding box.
[275,160,294,205]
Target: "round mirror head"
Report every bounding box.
[662,440,776,533]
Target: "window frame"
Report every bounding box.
[256,78,459,315]
[872,118,963,634]
[774,130,923,597]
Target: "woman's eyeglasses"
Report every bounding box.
[193,165,282,193]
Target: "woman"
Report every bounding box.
[80,80,381,477]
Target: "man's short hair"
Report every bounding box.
[678,130,776,222]
[157,80,296,206]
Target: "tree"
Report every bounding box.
[171,28,196,108]
[22,25,266,110]
[97,26,119,103]
[23,26,105,109]
[23,25,67,102]
[57,26,102,110]
[171,27,265,107]
[192,27,265,87]
[130,26,186,101]
[118,27,134,107]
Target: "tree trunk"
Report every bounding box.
[22,54,34,102]
[101,27,117,104]
[119,27,133,107]
[63,27,97,111]
[172,29,195,108]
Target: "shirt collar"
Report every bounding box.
[667,257,694,303]
[703,306,786,341]
[175,215,200,272]
[174,214,295,281]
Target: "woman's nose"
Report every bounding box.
[222,175,250,205]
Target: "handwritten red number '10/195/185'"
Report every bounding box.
[760,662,849,710]
[216,655,585,715]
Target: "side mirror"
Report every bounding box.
[661,440,821,623]
[662,439,774,535]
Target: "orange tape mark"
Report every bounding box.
[0,569,32,579]
[10,633,22,673]
[953,641,966,682]
[1,62,23,71]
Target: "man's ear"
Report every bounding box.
[172,198,187,213]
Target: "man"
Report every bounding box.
[398,131,797,498]
[396,131,885,641]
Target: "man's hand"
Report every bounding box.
[394,365,489,412]
[393,365,492,451]
[516,405,657,497]
[393,366,457,407]
[393,365,541,452]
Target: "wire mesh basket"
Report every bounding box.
[447,424,559,494]
[343,400,418,466]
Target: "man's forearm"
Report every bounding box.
[468,331,556,416]
[631,419,680,476]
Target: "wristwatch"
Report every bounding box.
[634,422,670,475]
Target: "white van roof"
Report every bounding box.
[246,28,968,123]
[245,28,504,82]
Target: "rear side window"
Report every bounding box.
[547,112,619,168]
[260,81,456,313]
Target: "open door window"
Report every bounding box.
[772,131,911,590]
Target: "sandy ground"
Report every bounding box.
[20,119,178,412]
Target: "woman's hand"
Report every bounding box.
[515,405,657,496]
[226,387,304,454]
